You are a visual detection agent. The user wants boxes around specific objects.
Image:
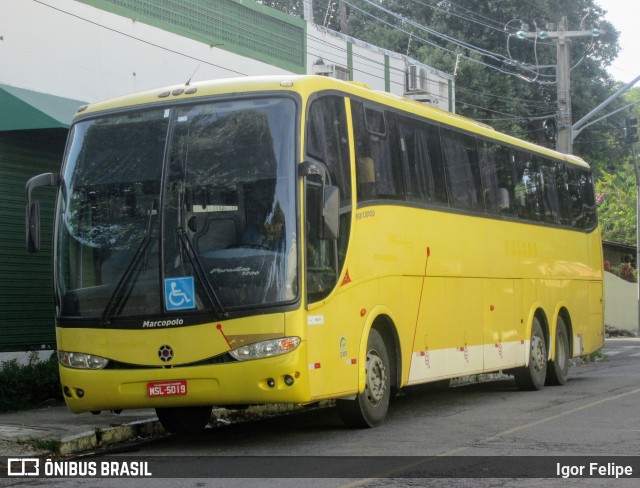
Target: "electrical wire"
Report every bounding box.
[346,0,557,82]
[34,0,553,128]
[353,0,536,69]
[405,0,508,35]
[33,0,249,77]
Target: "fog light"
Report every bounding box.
[284,375,294,386]
[63,386,72,398]
[267,378,275,388]
[75,388,85,398]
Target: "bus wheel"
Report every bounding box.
[337,328,390,428]
[546,316,569,386]
[155,406,212,434]
[514,317,547,391]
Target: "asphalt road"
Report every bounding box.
[7,338,640,488]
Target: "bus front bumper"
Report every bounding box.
[59,345,311,413]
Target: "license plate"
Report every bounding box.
[147,380,188,397]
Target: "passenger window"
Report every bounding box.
[352,101,404,202]
[440,129,483,210]
[566,166,597,229]
[514,152,543,222]
[539,159,564,224]
[397,115,447,205]
[478,141,515,215]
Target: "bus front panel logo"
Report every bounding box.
[158,345,174,362]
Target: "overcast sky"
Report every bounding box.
[600,0,640,83]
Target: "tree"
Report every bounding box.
[342,1,623,163]
[596,163,636,245]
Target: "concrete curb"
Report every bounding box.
[58,419,163,456]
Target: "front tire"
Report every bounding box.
[337,329,391,428]
[546,316,570,386]
[514,317,547,391]
[155,406,212,434]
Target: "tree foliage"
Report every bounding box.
[596,163,637,245]
[260,0,638,243]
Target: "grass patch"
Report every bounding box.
[0,352,63,412]
[18,438,62,453]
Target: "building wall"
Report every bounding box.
[0,130,67,350]
[1,0,299,105]
[306,25,454,112]
[604,271,638,336]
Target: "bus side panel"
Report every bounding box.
[407,277,483,385]
[305,280,379,400]
[482,278,521,372]
[586,280,605,354]
[378,275,424,387]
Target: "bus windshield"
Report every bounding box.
[55,97,298,320]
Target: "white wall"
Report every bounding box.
[604,271,638,335]
[306,24,453,112]
[2,1,453,111]
[1,0,293,104]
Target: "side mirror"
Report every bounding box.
[25,172,59,253]
[321,185,339,240]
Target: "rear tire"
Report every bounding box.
[337,329,391,428]
[155,405,212,434]
[546,316,570,386]
[514,317,547,391]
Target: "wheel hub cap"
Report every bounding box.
[366,351,387,406]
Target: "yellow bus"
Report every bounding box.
[26,75,604,433]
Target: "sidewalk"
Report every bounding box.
[0,405,162,457]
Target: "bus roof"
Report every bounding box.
[74,75,590,169]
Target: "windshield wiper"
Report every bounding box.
[101,201,157,324]
[101,234,153,324]
[176,227,228,319]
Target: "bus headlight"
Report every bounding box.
[58,351,109,369]
[229,337,301,361]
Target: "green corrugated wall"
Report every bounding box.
[0,130,66,351]
[76,0,307,74]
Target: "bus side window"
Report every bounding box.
[398,117,433,202]
[553,163,572,226]
[513,151,543,222]
[396,116,447,206]
[440,129,483,211]
[539,159,563,224]
[305,95,352,302]
[478,141,499,213]
[479,141,515,216]
[566,166,596,229]
[352,102,404,201]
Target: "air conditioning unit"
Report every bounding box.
[312,59,350,81]
[405,93,437,105]
[406,65,428,92]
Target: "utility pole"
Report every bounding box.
[517,16,601,154]
[555,17,572,154]
[339,0,348,35]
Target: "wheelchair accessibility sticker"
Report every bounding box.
[164,277,195,311]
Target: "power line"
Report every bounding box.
[34,0,251,77]
[346,0,557,83]
[405,0,508,35]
